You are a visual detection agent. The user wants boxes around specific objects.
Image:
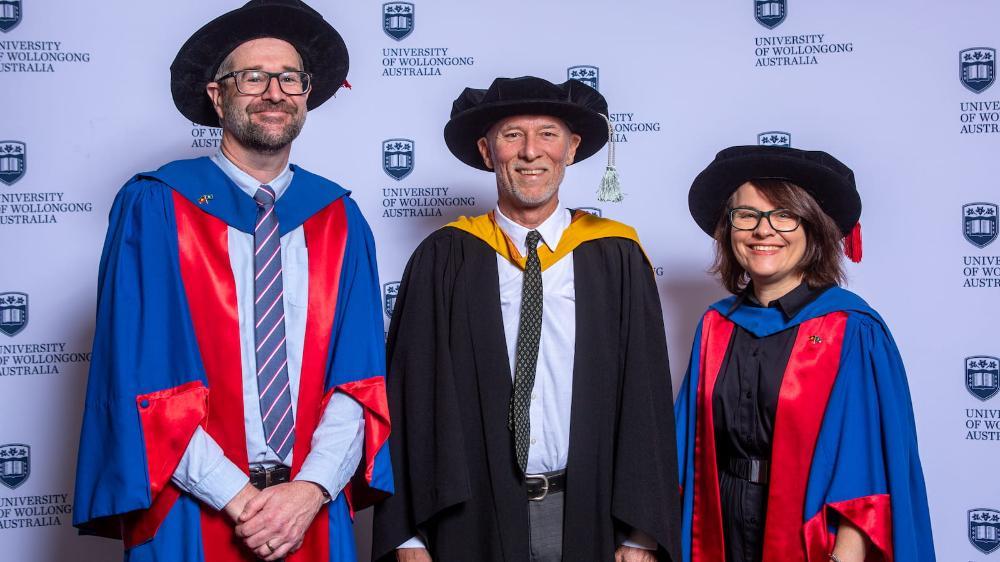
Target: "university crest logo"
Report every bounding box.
[0,444,30,490]
[967,356,1000,401]
[758,131,791,147]
[383,281,400,318]
[964,202,998,248]
[970,508,1000,554]
[754,0,786,29]
[0,292,28,337]
[382,139,414,181]
[961,48,995,94]
[0,140,26,186]
[0,0,21,33]
[567,65,599,91]
[383,2,414,41]
[575,207,603,217]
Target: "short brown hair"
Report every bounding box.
[709,179,846,294]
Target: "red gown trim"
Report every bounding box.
[135,381,210,499]
[690,310,734,561]
[174,192,251,561]
[762,312,847,560]
[288,198,348,562]
[803,494,894,562]
[333,376,391,513]
[122,377,205,550]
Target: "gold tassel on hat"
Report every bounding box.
[596,114,623,203]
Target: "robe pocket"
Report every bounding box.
[282,247,309,308]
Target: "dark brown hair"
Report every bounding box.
[709,179,846,294]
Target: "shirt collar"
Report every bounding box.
[727,281,830,320]
[210,151,294,200]
[494,205,571,254]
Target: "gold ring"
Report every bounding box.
[265,541,275,553]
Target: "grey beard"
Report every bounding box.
[222,98,305,153]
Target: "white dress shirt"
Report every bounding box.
[169,152,365,510]
[400,205,653,551]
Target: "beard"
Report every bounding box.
[497,165,565,208]
[221,95,306,154]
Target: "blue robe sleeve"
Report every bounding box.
[74,179,208,535]
[326,198,394,505]
[805,312,935,560]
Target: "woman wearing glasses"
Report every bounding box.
[674,146,935,562]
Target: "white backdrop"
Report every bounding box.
[1,0,998,560]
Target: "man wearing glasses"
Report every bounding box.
[73,2,392,561]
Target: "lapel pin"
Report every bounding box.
[809,335,823,344]
[198,194,215,205]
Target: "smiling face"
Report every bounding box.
[207,38,308,154]
[729,181,807,294]
[476,114,581,218]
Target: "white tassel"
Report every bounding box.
[596,114,623,202]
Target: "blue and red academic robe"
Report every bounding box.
[73,157,393,561]
[675,287,935,561]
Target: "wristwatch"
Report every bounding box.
[829,554,842,562]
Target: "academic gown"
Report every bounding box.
[73,157,393,562]
[675,287,935,562]
[372,211,682,562]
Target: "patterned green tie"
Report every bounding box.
[510,230,543,474]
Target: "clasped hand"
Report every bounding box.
[224,481,326,561]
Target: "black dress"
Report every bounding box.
[712,283,829,562]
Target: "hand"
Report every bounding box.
[235,481,326,561]
[396,548,433,562]
[615,545,657,562]
[222,483,259,523]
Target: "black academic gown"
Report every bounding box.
[372,226,682,562]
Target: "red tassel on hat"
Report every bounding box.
[843,222,862,263]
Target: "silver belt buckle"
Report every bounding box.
[525,473,550,502]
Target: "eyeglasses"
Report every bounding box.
[216,70,312,96]
[728,207,802,232]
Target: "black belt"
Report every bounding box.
[249,464,291,490]
[726,458,769,485]
[525,470,566,501]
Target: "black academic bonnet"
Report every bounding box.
[688,145,862,236]
[170,0,349,127]
[444,76,610,171]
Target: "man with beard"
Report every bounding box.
[73,2,392,561]
[372,77,682,562]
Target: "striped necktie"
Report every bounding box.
[253,185,295,460]
[509,229,543,474]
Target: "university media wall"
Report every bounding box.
[1,0,997,560]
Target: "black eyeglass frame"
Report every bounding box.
[216,70,313,96]
[727,206,803,232]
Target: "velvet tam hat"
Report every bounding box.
[688,145,862,237]
[170,0,349,127]
[443,76,610,171]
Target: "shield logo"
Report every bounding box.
[0,140,26,186]
[963,202,998,248]
[0,0,22,33]
[0,444,30,490]
[0,292,28,337]
[383,281,400,318]
[567,65,599,91]
[757,131,791,147]
[970,508,1000,554]
[754,0,786,29]
[383,2,414,41]
[383,139,414,181]
[575,207,603,217]
[967,356,1000,401]
[961,48,995,94]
